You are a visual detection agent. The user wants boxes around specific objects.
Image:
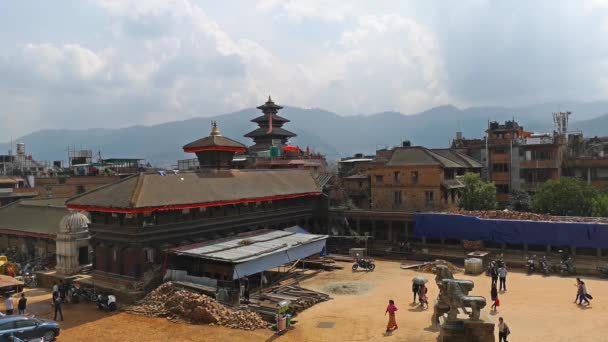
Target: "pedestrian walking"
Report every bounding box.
[4,295,13,315]
[53,295,63,321]
[59,280,66,303]
[491,265,498,286]
[497,317,510,342]
[17,293,26,315]
[575,278,591,305]
[385,299,398,334]
[498,265,507,291]
[491,283,498,301]
[412,282,420,304]
[52,282,59,301]
[491,296,500,312]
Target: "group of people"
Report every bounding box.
[489,263,508,313]
[3,293,27,316]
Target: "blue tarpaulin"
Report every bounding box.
[414,213,608,248]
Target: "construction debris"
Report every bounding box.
[125,282,267,330]
[248,284,331,321]
[450,209,608,224]
[296,257,344,271]
[417,260,463,274]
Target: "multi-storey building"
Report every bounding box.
[368,146,482,212]
[453,119,565,202]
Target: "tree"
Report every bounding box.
[592,193,608,217]
[509,189,531,211]
[459,172,497,210]
[531,177,598,217]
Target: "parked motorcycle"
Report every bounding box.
[560,257,576,275]
[96,293,117,312]
[539,256,550,275]
[597,264,608,277]
[352,258,375,271]
[74,285,99,302]
[23,272,38,288]
[526,255,536,274]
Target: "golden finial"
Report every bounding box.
[210,120,221,136]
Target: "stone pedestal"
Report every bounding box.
[439,313,495,342]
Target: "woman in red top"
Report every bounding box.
[385,299,398,333]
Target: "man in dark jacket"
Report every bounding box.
[17,293,26,315]
[412,282,420,304]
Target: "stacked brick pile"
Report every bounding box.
[449,209,608,224]
[125,282,268,330]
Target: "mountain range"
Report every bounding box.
[2,101,608,166]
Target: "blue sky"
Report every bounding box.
[2,0,608,137]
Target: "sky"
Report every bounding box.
[2,0,608,137]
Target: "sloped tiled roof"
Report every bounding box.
[386,147,481,168]
[0,199,70,237]
[244,127,297,138]
[183,134,247,151]
[67,169,322,212]
[431,149,483,168]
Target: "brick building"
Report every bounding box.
[369,146,482,212]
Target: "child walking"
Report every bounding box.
[491,296,500,312]
[385,299,398,334]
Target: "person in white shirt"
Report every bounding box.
[497,317,510,342]
[4,295,14,315]
[498,266,507,291]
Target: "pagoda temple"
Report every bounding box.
[244,96,297,152]
[183,121,247,169]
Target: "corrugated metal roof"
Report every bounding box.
[170,229,327,263]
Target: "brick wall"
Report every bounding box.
[370,165,458,212]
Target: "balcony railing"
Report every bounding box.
[519,159,559,169]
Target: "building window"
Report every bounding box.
[144,249,154,263]
[393,171,401,184]
[76,185,85,194]
[492,163,509,172]
[496,185,510,194]
[375,175,383,183]
[425,191,434,205]
[393,191,402,205]
[411,171,419,183]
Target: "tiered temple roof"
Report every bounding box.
[245,96,297,152]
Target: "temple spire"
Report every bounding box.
[210,120,221,136]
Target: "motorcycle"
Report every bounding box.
[526,255,536,274]
[597,264,608,278]
[560,257,576,275]
[23,272,38,288]
[97,293,117,312]
[352,258,375,271]
[539,257,550,275]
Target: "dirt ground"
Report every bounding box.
[10,259,608,341]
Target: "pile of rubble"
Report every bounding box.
[418,260,463,274]
[125,282,268,330]
[449,209,608,224]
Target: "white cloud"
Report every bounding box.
[3,1,608,138]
